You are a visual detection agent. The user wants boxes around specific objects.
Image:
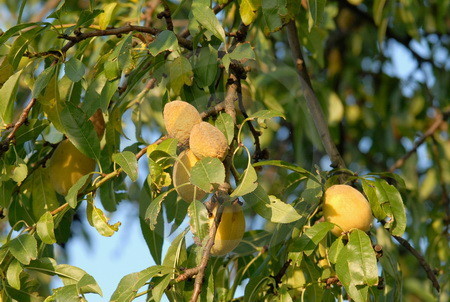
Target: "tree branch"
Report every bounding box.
[392,234,440,292]
[0,98,37,158]
[389,109,449,172]
[189,202,225,302]
[157,1,174,31]
[58,23,193,56]
[286,20,346,169]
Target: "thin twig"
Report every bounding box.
[0,98,37,158]
[58,24,193,56]
[389,110,449,172]
[392,235,440,292]
[157,1,174,31]
[272,259,292,285]
[286,20,346,169]
[200,101,226,119]
[190,202,225,302]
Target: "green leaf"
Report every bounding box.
[243,186,301,223]
[149,30,179,56]
[231,158,258,198]
[374,179,406,236]
[239,0,261,25]
[162,229,188,268]
[155,138,178,157]
[168,56,193,95]
[145,188,176,230]
[36,211,56,244]
[140,214,164,265]
[194,45,218,88]
[7,259,22,290]
[8,26,47,69]
[110,266,172,302]
[192,3,226,42]
[307,0,327,31]
[15,119,49,144]
[98,2,117,30]
[361,179,387,220]
[8,234,37,265]
[229,42,256,61]
[112,151,138,181]
[244,275,271,302]
[47,284,80,302]
[33,65,57,98]
[0,22,45,45]
[60,103,101,160]
[0,69,23,124]
[27,257,101,295]
[292,222,334,255]
[328,236,345,264]
[188,200,210,242]
[55,264,102,295]
[261,1,284,34]
[335,230,378,302]
[65,174,92,208]
[190,157,225,192]
[31,167,58,218]
[215,112,235,145]
[3,283,44,302]
[248,109,285,120]
[253,160,314,178]
[64,58,85,82]
[86,196,121,237]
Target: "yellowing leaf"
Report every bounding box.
[240,0,261,25]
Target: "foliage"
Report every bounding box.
[0,0,449,301]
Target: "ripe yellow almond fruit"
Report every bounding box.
[189,122,228,161]
[89,109,105,139]
[322,184,373,237]
[173,149,207,203]
[163,100,202,145]
[47,140,95,195]
[210,203,245,256]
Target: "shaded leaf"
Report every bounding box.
[8,234,37,265]
[168,56,193,95]
[60,103,100,160]
[149,30,179,56]
[64,58,85,82]
[292,222,334,255]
